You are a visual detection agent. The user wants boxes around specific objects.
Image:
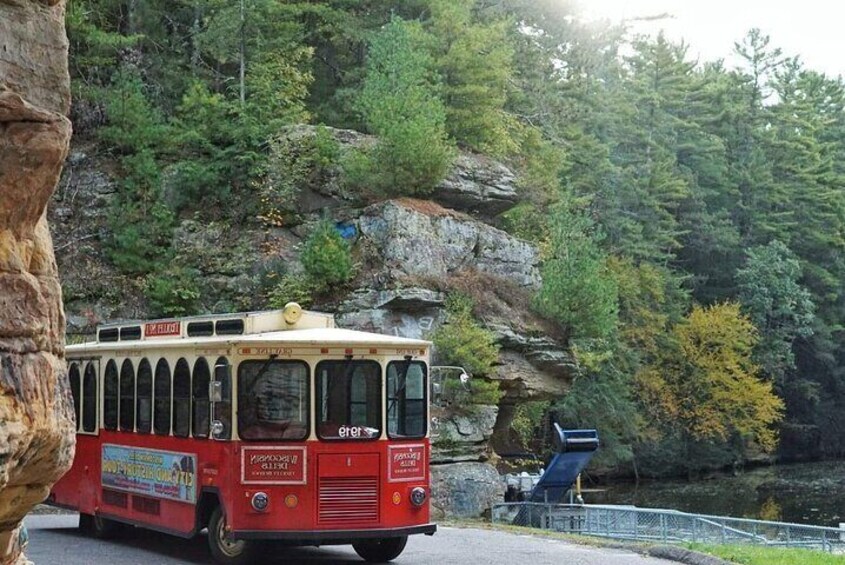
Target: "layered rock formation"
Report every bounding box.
[0,0,76,562]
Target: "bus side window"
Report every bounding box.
[119,359,135,432]
[212,356,232,440]
[192,358,210,438]
[103,360,118,430]
[82,362,98,433]
[136,359,152,434]
[173,359,191,438]
[154,359,172,435]
[69,363,81,432]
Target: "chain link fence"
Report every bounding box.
[492,503,845,552]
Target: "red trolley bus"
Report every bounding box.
[50,304,435,563]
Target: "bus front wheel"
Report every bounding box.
[207,506,256,565]
[352,536,408,563]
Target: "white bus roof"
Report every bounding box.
[67,327,431,354]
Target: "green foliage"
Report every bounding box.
[262,127,341,225]
[533,203,619,340]
[352,16,455,195]
[442,377,504,408]
[425,0,516,156]
[736,240,815,384]
[300,220,354,291]
[432,294,500,377]
[145,267,201,317]
[511,401,550,449]
[99,71,169,154]
[637,303,784,452]
[687,543,845,565]
[267,274,314,309]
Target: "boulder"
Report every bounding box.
[430,462,505,520]
[431,405,499,464]
[0,1,76,562]
[357,199,540,288]
[432,153,519,216]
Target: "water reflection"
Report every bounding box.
[589,461,845,526]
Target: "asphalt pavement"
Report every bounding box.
[24,513,676,565]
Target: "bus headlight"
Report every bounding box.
[251,492,270,512]
[410,487,426,507]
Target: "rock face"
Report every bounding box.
[357,199,540,288]
[0,0,76,562]
[430,462,505,520]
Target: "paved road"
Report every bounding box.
[24,514,675,565]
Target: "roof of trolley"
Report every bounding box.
[67,327,431,353]
[68,305,430,353]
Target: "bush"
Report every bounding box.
[146,267,201,317]
[442,377,504,408]
[267,274,314,309]
[432,294,499,376]
[262,127,340,225]
[512,401,550,449]
[352,16,454,195]
[300,220,354,291]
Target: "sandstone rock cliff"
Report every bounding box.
[0,0,76,562]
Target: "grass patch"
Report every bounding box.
[687,543,845,565]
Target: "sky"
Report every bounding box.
[575,0,845,78]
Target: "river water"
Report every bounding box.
[588,461,845,527]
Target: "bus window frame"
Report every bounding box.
[315,359,383,442]
[81,360,99,435]
[237,359,310,442]
[386,359,428,440]
[69,362,81,432]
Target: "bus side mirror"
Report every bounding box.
[210,420,225,438]
[210,381,223,403]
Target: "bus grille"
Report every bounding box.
[318,476,379,524]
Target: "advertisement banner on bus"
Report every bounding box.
[101,445,197,503]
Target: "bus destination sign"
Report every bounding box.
[388,445,425,482]
[144,321,181,338]
[101,445,197,503]
[241,447,307,485]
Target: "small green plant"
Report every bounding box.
[512,401,551,448]
[432,294,500,377]
[267,274,314,309]
[262,127,340,226]
[300,220,354,291]
[146,267,201,317]
[442,377,504,407]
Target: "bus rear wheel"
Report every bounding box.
[207,506,256,565]
[352,536,408,563]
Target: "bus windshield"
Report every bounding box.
[238,360,309,441]
[317,360,381,440]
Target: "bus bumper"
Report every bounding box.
[233,523,437,542]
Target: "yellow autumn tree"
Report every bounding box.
[636,302,784,452]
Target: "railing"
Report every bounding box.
[492,503,845,552]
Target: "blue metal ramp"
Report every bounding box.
[527,425,599,503]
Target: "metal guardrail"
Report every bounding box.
[492,503,845,552]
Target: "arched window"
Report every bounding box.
[69,363,81,432]
[119,359,135,431]
[82,362,98,433]
[192,358,210,439]
[103,360,118,430]
[154,359,171,435]
[213,356,232,440]
[136,359,152,434]
[173,359,191,438]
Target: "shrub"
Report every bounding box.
[432,294,499,376]
[146,267,201,317]
[267,274,314,309]
[512,401,550,448]
[442,377,504,408]
[300,220,354,291]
